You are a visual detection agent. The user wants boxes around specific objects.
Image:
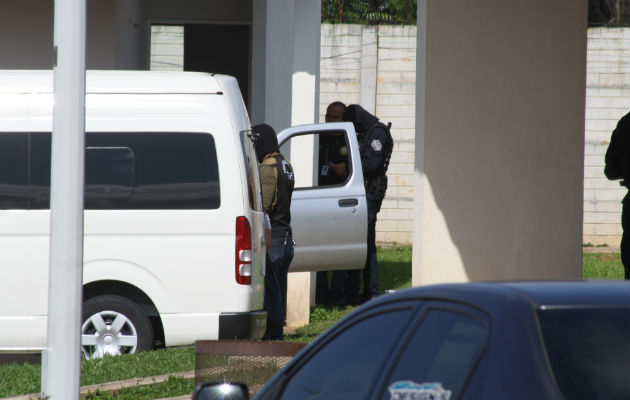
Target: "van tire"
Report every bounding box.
[81,295,153,359]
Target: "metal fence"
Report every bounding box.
[195,340,307,395]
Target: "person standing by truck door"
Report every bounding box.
[343,104,393,303]
[252,123,296,340]
[316,101,350,305]
[604,111,630,280]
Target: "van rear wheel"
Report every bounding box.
[81,295,153,360]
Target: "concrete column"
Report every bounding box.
[251,0,295,130]
[115,0,146,69]
[252,0,321,328]
[286,0,321,328]
[412,0,587,285]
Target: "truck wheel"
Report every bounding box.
[81,295,153,359]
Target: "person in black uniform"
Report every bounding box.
[318,132,349,186]
[319,101,350,186]
[342,104,393,303]
[604,111,630,280]
[252,123,296,340]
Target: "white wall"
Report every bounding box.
[413,0,587,284]
[150,25,184,71]
[321,24,627,249]
[319,24,417,244]
[583,28,630,247]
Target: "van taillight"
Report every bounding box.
[235,216,252,285]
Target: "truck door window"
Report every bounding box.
[280,130,351,189]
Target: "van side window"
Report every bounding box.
[29,132,52,209]
[85,147,134,206]
[0,133,28,209]
[27,132,220,210]
[88,132,220,209]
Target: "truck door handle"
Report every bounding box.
[338,198,359,207]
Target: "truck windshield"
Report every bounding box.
[538,307,629,400]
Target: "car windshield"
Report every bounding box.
[538,307,630,400]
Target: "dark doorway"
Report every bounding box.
[184,24,250,108]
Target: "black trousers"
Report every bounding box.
[622,199,629,280]
[347,193,382,299]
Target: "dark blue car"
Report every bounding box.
[194,281,630,400]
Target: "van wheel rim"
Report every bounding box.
[81,310,138,359]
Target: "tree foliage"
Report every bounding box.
[588,0,630,26]
[322,0,630,27]
[321,0,417,25]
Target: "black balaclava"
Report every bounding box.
[342,104,379,138]
[252,123,280,163]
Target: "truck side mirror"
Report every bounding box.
[192,382,249,400]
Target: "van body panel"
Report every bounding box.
[0,70,224,94]
[278,122,368,272]
[0,210,49,316]
[217,75,266,312]
[0,71,265,352]
[0,316,47,350]
[160,313,220,345]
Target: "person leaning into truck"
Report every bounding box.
[252,123,296,340]
[342,104,393,304]
[604,111,630,280]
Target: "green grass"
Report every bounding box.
[582,252,624,279]
[0,347,194,398]
[1,246,625,399]
[379,245,412,291]
[285,305,356,343]
[80,347,194,386]
[0,362,40,397]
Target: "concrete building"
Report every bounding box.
[0,0,590,314]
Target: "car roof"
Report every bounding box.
[373,280,630,312]
[0,70,227,94]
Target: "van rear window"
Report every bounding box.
[0,131,220,210]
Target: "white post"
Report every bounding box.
[286,0,321,327]
[41,0,86,398]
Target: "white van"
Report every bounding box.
[0,70,369,358]
[0,70,267,358]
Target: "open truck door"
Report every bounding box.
[277,122,367,272]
